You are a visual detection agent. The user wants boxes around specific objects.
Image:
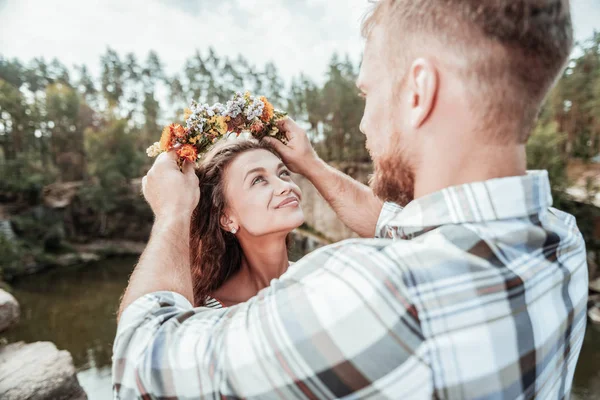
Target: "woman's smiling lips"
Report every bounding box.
[276,196,300,209]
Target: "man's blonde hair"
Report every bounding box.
[362,0,573,143]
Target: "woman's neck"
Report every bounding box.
[238,233,289,290]
[211,233,289,306]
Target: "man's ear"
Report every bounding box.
[407,58,439,129]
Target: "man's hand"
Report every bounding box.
[118,151,198,320]
[264,117,383,237]
[263,117,320,176]
[142,151,200,221]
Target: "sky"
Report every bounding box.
[1,0,599,84]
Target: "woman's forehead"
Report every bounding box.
[231,149,281,171]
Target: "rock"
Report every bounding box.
[589,305,600,325]
[0,290,19,332]
[72,240,146,257]
[0,341,87,400]
[589,294,600,309]
[79,252,101,263]
[55,252,101,268]
[42,182,83,209]
[590,277,600,294]
[0,220,16,241]
[55,253,80,268]
[588,253,598,282]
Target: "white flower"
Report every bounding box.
[146,142,162,157]
[244,97,265,120]
[224,97,245,118]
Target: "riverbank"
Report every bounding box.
[0,289,87,399]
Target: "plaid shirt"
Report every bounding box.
[112,171,588,399]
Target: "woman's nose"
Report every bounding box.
[275,180,293,196]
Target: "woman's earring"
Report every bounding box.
[231,227,237,234]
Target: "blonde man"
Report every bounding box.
[113,1,587,398]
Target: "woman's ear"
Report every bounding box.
[220,213,238,233]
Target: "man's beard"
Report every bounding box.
[370,151,415,207]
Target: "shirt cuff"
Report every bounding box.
[374,201,404,238]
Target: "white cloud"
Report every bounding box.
[0,0,598,84]
[0,0,368,82]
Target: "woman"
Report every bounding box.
[190,139,304,308]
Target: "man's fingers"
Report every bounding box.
[155,150,179,167]
[277,118,296,140]
[276,117,291,131]
[263,137,289,154]
[182,160,197,179]
[141,176,147,197]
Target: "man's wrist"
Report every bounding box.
[154,213,192,232]
[301,154,328,182]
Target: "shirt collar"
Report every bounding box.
[376,170,553,239]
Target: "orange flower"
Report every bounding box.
[250,121,264,133]
[172,123,187,139]
[177,144,198,163]
[259,96,274,123]
[159,125,175,151]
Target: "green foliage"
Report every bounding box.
[544,32,600,160]
[10,207,65,250]
[0,152,59,201]
[526,121,570,205]
[0,233,24,277]
[0,34,599,259]
[82,119,144,216]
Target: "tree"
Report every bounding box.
[45,83,84,181]
[100,48,125,110]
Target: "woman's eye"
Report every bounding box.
[252,176,265,185]
[279,170,291,177]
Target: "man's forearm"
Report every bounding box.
[304,158,383,238]
[117,215,194,321]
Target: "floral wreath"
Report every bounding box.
[147,91,288,167]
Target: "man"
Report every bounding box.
[113,0,588,398]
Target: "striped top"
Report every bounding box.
[204,296,223,309]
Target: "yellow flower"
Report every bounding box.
[189,135,200,144]
[215,116,228,135]
[183,108,192,120]
[244,91,251,100]
[208,116,228,136]
[159,125,175,151]
[269,127,279,136]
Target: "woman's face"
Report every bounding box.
[223,149,304,236]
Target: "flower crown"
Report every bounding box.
[146,91,288,167]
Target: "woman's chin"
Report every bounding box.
[282,212,305,233]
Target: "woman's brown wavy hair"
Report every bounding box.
[190,139,289,306]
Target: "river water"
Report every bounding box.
[4,256,600,399]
